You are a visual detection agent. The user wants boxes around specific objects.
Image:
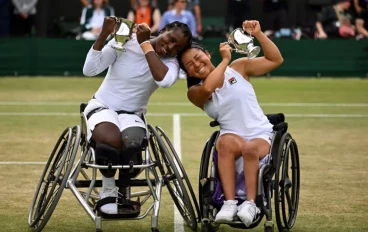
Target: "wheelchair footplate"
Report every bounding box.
[96,197,141,219]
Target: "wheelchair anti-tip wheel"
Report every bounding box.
[274,132,300,232]
[28,126,80,232]
[148,125,198,231]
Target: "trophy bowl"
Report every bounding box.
[111,18,135,52]
[227,28,261,60]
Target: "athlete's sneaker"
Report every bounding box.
[99,186,119,214]
[214,200,238,222]
[237,200,260,227]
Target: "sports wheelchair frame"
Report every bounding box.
[28,103,200,232]
[199,114,300,232]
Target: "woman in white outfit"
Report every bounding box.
[178,20,283,227]
[82,17,192,215]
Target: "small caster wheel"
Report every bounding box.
[151,227,159,232]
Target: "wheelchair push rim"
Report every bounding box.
[148,125,198,231]
[28,126,80,231]
[198,131,220,232]
[274,132,300,231]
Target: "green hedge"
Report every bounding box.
[0,37,367,77]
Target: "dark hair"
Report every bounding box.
[159,21,193,51]
[177,42,207,89]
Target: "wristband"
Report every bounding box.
[140,42,154,54]
[140,40,150,46]
[144,50,155,55]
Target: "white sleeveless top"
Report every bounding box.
[204,67,273,137]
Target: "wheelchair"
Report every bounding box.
[198,113,300,232]
[28,103,200,232]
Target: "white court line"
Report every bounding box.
[0,102,367,107]
[0,112,368,118]
[0,161,46,164]
[173,114,184,232]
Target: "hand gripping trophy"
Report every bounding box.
[110,17,136,52]
[227,26,261,60]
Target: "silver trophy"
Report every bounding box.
[111,18,135,52]
[227,28,261,60]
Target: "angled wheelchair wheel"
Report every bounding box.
[156,126,201,223]
[274,132,300,231]
[148,125,197,231]
[199,131,220,232]
[28,126,80,232]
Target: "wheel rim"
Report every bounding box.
[274,133,300,231]
[199,131,218,220]
[148,125,166,175]
[148,125,197,230]
[156,126,201,223]
[28,126,80,230]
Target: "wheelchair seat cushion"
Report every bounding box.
[212,150,269,206]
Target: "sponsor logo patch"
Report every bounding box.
[229,77,237,85]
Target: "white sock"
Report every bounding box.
[102,175,116,189]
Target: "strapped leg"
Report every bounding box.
[119,127,147,196]
[115,127,146,217]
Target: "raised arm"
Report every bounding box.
[187,43,232,109]
[136,24,177,86]
[230,20,283,79]
[83,17,117,76]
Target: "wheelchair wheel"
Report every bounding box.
[155,126,201,223]
[28,126,80,231]
[274,132,300,231]
[199,131,220,232]
[148,125,197,231]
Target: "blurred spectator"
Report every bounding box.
[355,0,368,39]
[353,0,367,15]
[10,0,38,37]
[315,0,355,39]
[131,0,158,9]
[158,0,198,37]
[80,0,114,40]
[168,0,202,35]
[0,0,9,37]
[159,0,196,37]
[261,0,302,40]
[127,0,161,34]
[80,0,90,7]
[225,0,250,32]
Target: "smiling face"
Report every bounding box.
[180,48,214,79]
[154,28,190,58]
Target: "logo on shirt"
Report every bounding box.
[229,77,237,85]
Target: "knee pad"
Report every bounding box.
[95,143,120,166]
[120,127,147,164]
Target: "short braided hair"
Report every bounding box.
[159,21,193,50]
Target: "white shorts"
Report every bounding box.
[219,130,274,145]
[83,98,147,141]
